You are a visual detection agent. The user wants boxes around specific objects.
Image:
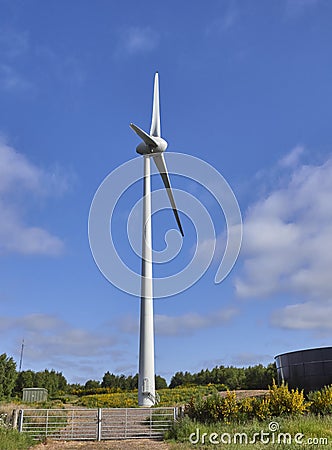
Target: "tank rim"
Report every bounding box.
[275,345,332,359]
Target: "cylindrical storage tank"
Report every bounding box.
[275,347,332,393]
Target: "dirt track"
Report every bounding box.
[32,439,171,450]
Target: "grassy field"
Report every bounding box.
[166,415,332,449]
[77,385,226,408]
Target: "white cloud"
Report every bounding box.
[271,300,332,331]
[0,28,31,92]
[236,151,332,299]
[121,307,238,337]
[236,147,332,331]
[279,145,304,168]
[1,313,117,361]
[116,27,159,56]
[155,308,238,336]
[0,141,43,192]
[0,139,66,256]
[231,352,274,366]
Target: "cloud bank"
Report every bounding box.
[0,139,66,255]
[236,147,332,332]
[121,307,238,337]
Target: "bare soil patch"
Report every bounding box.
[219,389,269,399]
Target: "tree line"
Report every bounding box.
[169,363,277,390]
[0,353,277,400]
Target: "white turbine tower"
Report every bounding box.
[130,73,184,407]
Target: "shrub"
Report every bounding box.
[309,385,332,415]
[268,380,309,416]
[238,396,271,421]
[238,396,254,420]
[185,391,239,424]
[184,382,314,424]
[217,391,239,423]
[252,396,271,420]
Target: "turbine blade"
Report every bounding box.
[150,72,161,137]
[130,123,158,147]
[152,153,184,236]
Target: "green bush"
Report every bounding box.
[184,382,315,424]
[238,396,271,421]
[309,385,332,415]
[185,391,239,424]
[268,380,309,416]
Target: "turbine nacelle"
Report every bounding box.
[136,137,168,155]
[130,123,168,155]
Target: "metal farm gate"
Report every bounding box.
[18,407,177,441]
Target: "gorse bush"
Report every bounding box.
[186,391,241,424]
[268,380,309,416]
[79,392,138,408]
[184,381,313,424]
[238,396,271,421]
[309,385,332,415]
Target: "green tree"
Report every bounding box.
[14,370,34,394]
[245,365,267,389]
[0,354,17,399]
[85,379,101,390]
[169,371,185,388]
[244,363,277,389]
[126,374,138,390]
[223,366,246,390]
[101,371,116,388]
[155,375,167,389]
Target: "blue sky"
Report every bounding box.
[1,0,332,385]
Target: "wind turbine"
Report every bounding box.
[130,73,184,406]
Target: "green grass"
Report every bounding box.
[0,427,36,450]
[166,415,332,449]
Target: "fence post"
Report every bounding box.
[12,409,18,429]
[97,408,102,441]
[18,410,24,432]
[45,410,49,437]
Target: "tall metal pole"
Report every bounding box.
[19,339,24,372]
[138,155,155,407]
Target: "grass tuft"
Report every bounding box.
[0,427,36,450]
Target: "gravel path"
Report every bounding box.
[32,439,171,449]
